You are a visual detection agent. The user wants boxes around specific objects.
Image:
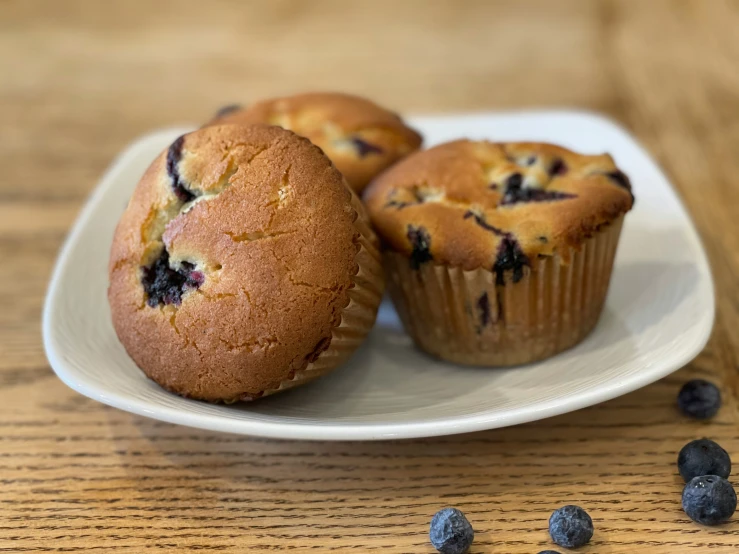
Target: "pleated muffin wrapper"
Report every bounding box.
[384,216,624,366]
[236,191,385,401]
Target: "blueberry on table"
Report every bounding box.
[549,505,594,548]
[538,551,562,554]
[429,507,474,554]
[682,475,737,525]
[678,439,731,482]
[678,379,721,419]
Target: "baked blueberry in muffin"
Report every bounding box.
[108,124,384,402]
[208,92,422,192]
[363,140,634,366]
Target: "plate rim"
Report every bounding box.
[42,108,715,441]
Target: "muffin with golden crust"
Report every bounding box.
[108,124,384,402]
[208,92,422,193]
[363,140,634,366]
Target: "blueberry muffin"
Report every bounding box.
[208,92,422,193]
[363,140,634,366]
[108,124,384,402]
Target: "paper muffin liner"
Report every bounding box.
[255,191,385,398]
[384,216,624,366]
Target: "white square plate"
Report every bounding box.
[43,110,714,440]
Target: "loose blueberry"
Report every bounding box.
[141,249,204,307]
[351,137,383,157]
[429,507,474,554]
[682,475,737,525]
[493,236,530,285]
[548,505,594,549]
[678,379,721,419]
[407,225,433,270]
[214,104,242,118]
[678,439,732,482]
[538,551,562,554]
[166,135,196,203]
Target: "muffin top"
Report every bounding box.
[363,140,634,280]
[208,92,422,192]
[108,124,363,401]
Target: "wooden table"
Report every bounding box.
[2,0,738,551]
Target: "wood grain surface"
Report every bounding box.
[2,0,738,551]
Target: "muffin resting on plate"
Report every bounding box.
[363,140,634,366]
[208,92,422,193]
[108,124,384,402]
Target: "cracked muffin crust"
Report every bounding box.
[363,140,634,366]
[208,92,422,193]
[108,124,384,402]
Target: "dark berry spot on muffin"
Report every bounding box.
[605,169,631,190]
[214,104,242,118]
[477,292,491,329]
[500,180,576,206]
[524,156,537,166]
[166,136,196,203]
[493,236,530,285]
[412,186,428,202]
[407,225,433,269]
[385,199,410,209]
[506,172,524,190]
[549,158,568,176]
[489,183,498,190]
[141,249,204,307]
[604,170,634,202]
[351,137,384,158]
[385,188,424,210]
[464,211,506,236]
[538,236,548,243]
